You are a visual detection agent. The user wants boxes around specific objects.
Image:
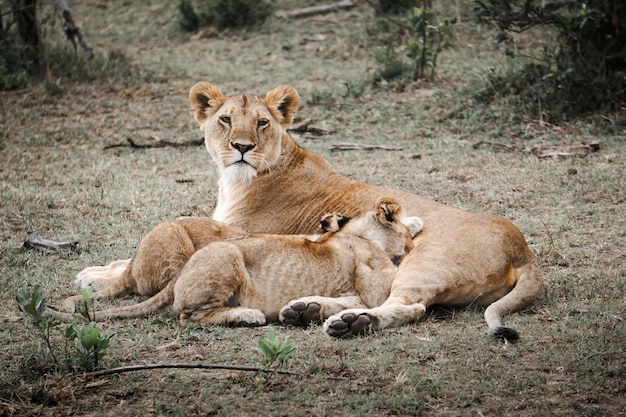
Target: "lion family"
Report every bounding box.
[51,82,542,341]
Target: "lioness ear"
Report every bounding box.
[375,197,403,226]
[264,85,300,126]
[189,82,225,124]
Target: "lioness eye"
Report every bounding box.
[257,118,269,127]
[219,115,231,124]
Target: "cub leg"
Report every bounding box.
[323,297,426,338]
[180,306,266,326]
[173,242,265,326]
[280,295,367,326]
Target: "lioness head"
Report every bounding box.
[189,82,300,184]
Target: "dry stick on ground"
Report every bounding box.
[57,0,93,59]
[23,231,79,254]
[288,123,335,136]
[330,142,402,151]
[276,0,362,19]
[103,137,204,150]
[529,141,601,158]
[84,363,299,378]
[472,140,520,152]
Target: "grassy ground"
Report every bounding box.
[1,1,625,416]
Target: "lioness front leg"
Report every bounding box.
[279,295,366,326]
[323,298,426,338]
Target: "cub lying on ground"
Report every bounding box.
[58,217,247,317]
[47,198,423,326]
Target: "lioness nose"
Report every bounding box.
[231,142,255,155]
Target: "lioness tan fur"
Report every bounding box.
[49,199,423,324]
[75,81,542,340]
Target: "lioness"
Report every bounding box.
[77,81,542,340]
[48,199,423,325]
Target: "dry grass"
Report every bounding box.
[1,1,625,416]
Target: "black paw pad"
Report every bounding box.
[281,302,321,326]
[326,313,372,338]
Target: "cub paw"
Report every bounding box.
[280,301,322,326]
[230,309,267,326]
[323,311,372,338]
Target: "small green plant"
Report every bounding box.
[65,322,111,370]
[16,285,62,366]
[16,285,112,372]
[64,286,112,370]
[257,327,296,378]
[371,2,455,85]
[406,6,455,81]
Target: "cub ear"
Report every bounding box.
[320,214,351,232]
[189,82,225,124]
[375,197,404,226]
[264,85,300,126]
[402,216,424,238]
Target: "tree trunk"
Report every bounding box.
[12,0,41,72]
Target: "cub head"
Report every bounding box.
[189,82,300,184]
[342,197,424,265]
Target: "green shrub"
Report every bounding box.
[473,0,626,120]
[177,0,274,32]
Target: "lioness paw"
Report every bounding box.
[279,301,322,326]
[323,311,372,338]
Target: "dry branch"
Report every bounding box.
[84,363,298,378]
[276,0,362,19]
[288,123,335,136]
[472,140,520,152]
[23,231,79,254]
[103,137,204,150]
[57,0,93,59]
[529,142,601,158]
[330,142,402,151]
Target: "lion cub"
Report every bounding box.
[173,197,422,326]
[48,198,422,326]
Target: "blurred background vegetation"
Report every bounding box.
[2,0,625,122]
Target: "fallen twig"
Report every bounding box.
[472,140,520,152]
[276,0,362,19]
[330,142,402,151]
[529,141,601,158]
[104,137,204,150]
[23,231,79,254]
[288,123,335,136]
[83,363,299,378]
[58,0,93,59]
